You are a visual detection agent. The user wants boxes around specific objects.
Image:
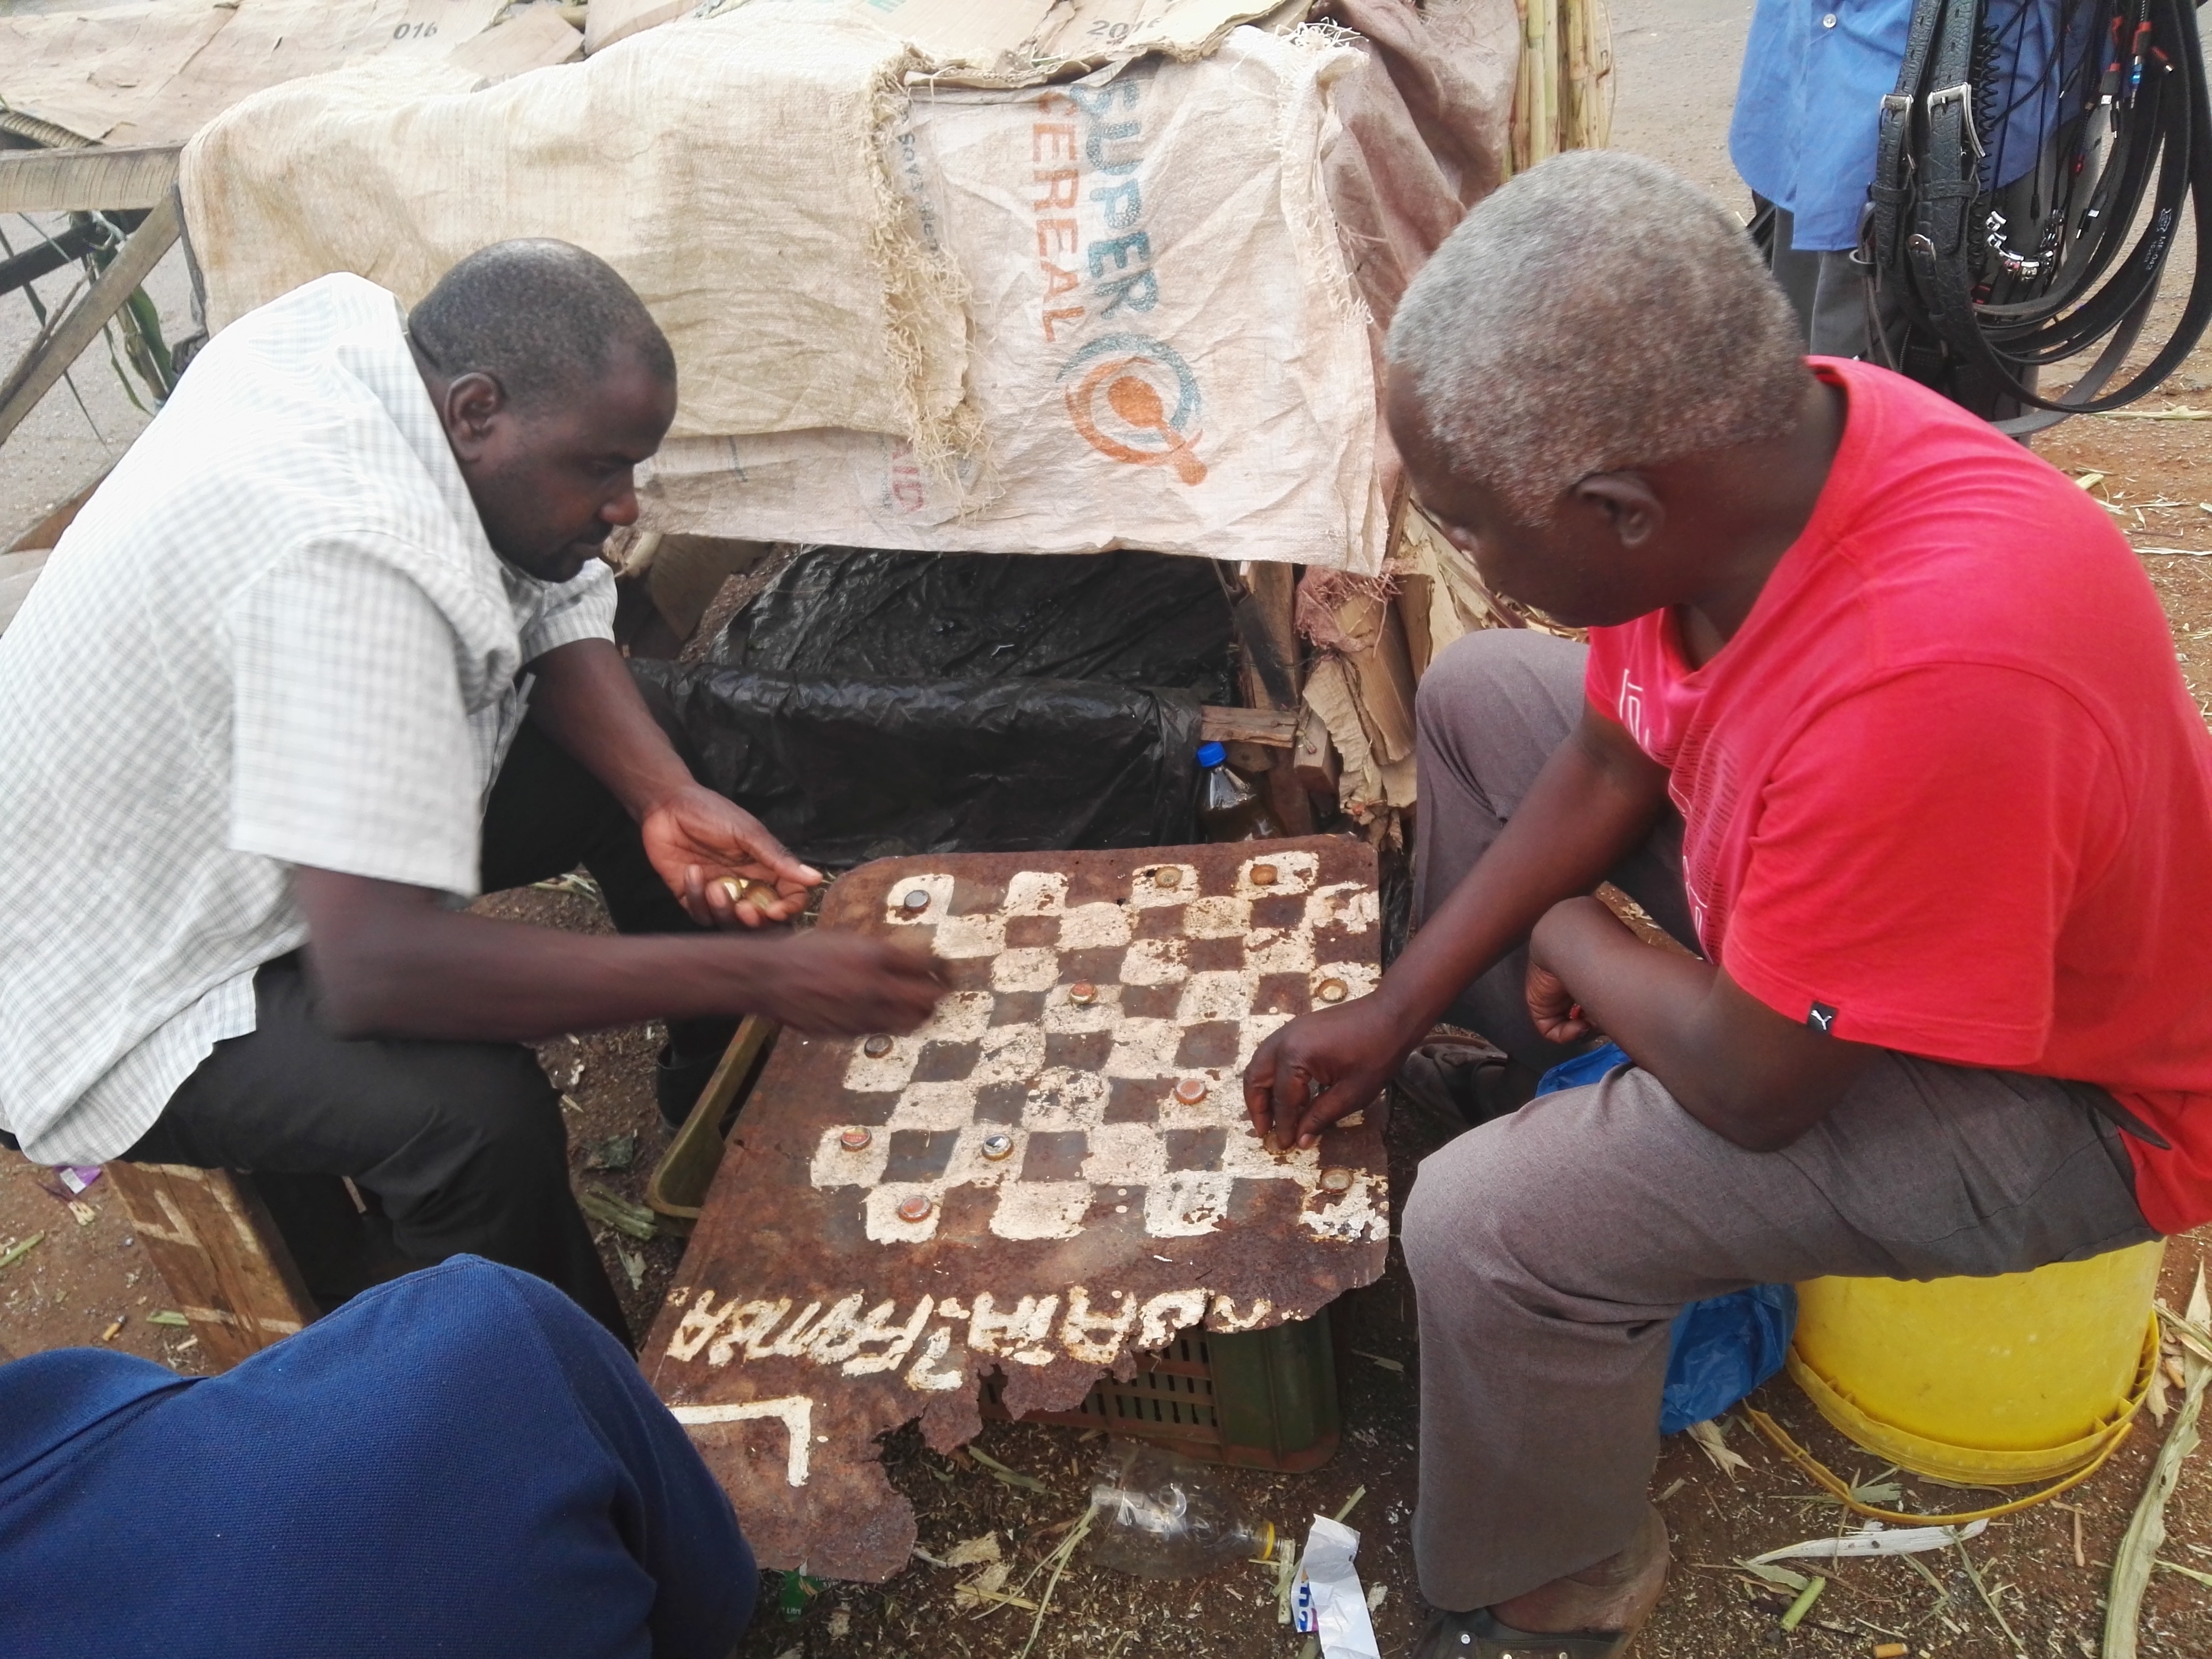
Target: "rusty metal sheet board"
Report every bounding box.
[643,837,1386,1581]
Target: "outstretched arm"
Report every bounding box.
[1244,702,1671,1148]
[292,868,942,1043]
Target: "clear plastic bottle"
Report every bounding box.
[1086,1442,1277,1580]
[1195,741,1287,841]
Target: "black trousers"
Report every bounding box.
[123,720,726,1348]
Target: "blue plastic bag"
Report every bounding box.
[1535,1043,1798,1434]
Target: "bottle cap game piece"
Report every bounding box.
[863,1034,894,1058]
[896,1194,934,1222]
[1154,866,1182,889]
[1173,1077,1209,1105]
[1319,1167,1354,1194]
[718,876,778,910]
[1315,978,1348,1004]
[840,1127,873,1151]
[980,1132,1015,1161]
[1251,862,1278,886]
[1068,982,1097,1006]
[900,888,932,912]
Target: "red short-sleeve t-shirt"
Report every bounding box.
[1585,357,2212,1234]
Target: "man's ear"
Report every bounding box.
[1568,472,1664,548]
[440,371,509,462]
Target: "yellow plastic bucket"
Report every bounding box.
[1786,1240,2165,1486]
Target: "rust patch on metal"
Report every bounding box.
[644,838,1385,1581]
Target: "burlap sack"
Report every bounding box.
[181,7,975,458]
[640,27,1385,570]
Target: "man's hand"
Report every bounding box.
[1526,895,1875,1150]
[1523,956,1595,1049]
[640,784,821,928]
[1238,702,1670,1151]
[1243,995,1414,1151]
[749,934,944,1035]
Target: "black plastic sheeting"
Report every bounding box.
[633,666,1204,868]
[635,547,1234,866]
[710,547,1236,705]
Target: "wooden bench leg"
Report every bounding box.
[105,1163,319,1371]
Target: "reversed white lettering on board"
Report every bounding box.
[667,1285,1283,1390]
[669,1395,815,1486]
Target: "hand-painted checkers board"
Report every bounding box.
[645,838,1386,1581]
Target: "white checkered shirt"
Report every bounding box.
[0,273,615,1164]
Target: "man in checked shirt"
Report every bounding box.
[0,241,942,1343]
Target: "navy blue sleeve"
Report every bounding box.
[480,1262,760,1657]
[0,1256,756,1659]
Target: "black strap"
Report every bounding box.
[1858,0,2212,424]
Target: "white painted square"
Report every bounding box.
[1145,1172,1235,1237]
[888,1082,988,1131]
[810,1125,890,1189]
[916,990,995,1043]
[1233,1011,1295,1073]
[932,910,1008,959]
[884,872,957,925]
[1244,926,1316,976]
[1003,870,1070,916]
[1304,881,1381,933]
[1118,937,1189,985]
[1130,864,1199,907]
[970,1024,1045,1084]
[865,1185,944,1243]
[1019,1066,1110,1129]
[1056,900,1133,950]
[1080,1121,1170,1185]
[1236,849,1318,896]
[1311,961,1382,1003]
[1177,969,1256,1025]
[991,947,1063,992]
[1103,1019,1182,1079]
[990,1180,1094,1240]
[1183,895,1253,938]
[1041,979,1124,1032]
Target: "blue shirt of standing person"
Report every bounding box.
[0,1258,758,1659]
[1731,0,2068,252]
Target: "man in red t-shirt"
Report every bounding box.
[1244,150,2212,1659]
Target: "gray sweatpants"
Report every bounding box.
[1402,631,2157,1612]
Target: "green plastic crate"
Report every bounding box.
[978,1311,1341,1473]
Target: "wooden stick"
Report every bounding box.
[0,188,181,448]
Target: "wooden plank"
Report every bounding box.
[1292,701,1340,800]
[1231,560,1301,712]
[0,189,180,448]
[105,1163,317,1371]
[0,550,51,638]
[0,144,182,214]
[1198,703,1298,747]
[6,460,113,554]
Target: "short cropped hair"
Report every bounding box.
[407,239,675,411]
[1386,151,1807,523]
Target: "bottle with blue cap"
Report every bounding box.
[1195,740,1286,841]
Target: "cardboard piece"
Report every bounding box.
[0,0,583,147]
[183,10,974,455]
[607,0,1309,83]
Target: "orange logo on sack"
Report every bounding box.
[1059,334,1206,485]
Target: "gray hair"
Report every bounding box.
[1386,150,1808,523]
